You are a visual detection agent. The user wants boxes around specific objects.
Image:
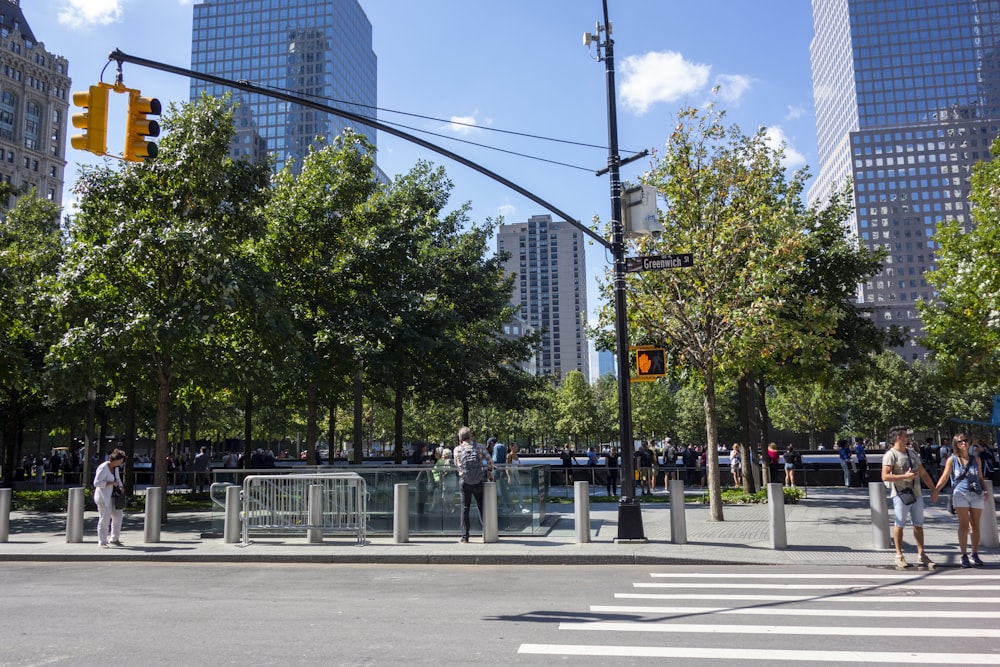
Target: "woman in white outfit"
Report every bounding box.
[93,449,127,548]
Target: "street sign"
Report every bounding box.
[625,253,694,272]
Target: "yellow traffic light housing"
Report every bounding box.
[70,84,109,156]
[632,347,666,381]
[123,91,161,162]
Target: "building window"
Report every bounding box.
[0,91,16,140]
[24,101,40,150]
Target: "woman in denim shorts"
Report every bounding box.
[934,434,990,568]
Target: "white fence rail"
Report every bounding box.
[241,473,367,546]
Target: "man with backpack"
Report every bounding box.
[454,426,494,543]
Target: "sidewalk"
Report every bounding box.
[1,487,996,567]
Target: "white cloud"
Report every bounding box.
[785,105,806,121]
[763,126,807,170]
[714,74,752,104]
[58,0,124,27]
[619,51,711,114]
[447,115,481,136]
[497,203,517,220]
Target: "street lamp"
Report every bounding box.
[586,0,646,541]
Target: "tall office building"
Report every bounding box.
[497,214,590,381]
[0,0,70,207]
[190,0,377,170]
[810,0,1000,360]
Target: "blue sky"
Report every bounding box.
[30,0,818,361]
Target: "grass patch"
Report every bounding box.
[547,486,806,505]
[10,489,213,512]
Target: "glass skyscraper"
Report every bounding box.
[810,0,1000,359]
[190,0,377,172]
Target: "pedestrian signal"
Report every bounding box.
[635,348,666,379]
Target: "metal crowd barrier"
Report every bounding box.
[241,473,367,546]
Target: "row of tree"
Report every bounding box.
[3,97,996,517]
[1,95,540,492]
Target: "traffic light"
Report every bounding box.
[635,348,666,379]
[70,85,109,156]
[123,91,161,162]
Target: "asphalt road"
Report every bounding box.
[2,564,999,666]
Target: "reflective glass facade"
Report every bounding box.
[810,0,1000,359]
[190,0,377,172]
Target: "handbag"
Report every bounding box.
[111,486,128,510]
[896,485,917,505]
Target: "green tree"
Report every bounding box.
[52,95,270,494]
[262,133,379,465]
[1,191,63,485]
[600,103,833,520]
[842,351,921,442]
[919,136,1000,387]
[631,379,677,441]
[767,379,845,448]
[554,370,595,448]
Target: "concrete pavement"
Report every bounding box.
[1,486,997,567]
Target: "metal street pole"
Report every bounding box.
[589,0,645,540]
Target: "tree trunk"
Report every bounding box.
[327,397,337,461]
[352,365,363,464]
[305,377,318,465]
[738,374,758,493]
[243,392,253,468]
[703,368,724,521]
[154,366,172,522]
[123,387,137,491]
[1,389,20,489]
[393,381,404,465]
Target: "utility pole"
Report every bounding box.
[585,0,646,541]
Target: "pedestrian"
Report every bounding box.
[854,438,869,486]
[559,445,575,488]
[783,445,798,487]
[881,425,938,570]
[506,442,529,513]
[192,446,211,493]
[635,442,653,494]
[837,439,852,486]
[604,446,619,497]
[766,442,781,485]
[491,439,511,513]
[454,426,493,543]
[663,439,677,482]
[970,435,996,484]
[730,443,742,487]
[934,434,988,568]
[94,449,127,548]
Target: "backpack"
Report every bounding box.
[456,443,485,484]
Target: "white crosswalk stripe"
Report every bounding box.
[518,569,1000,664]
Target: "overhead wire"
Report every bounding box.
[252,82,645,170]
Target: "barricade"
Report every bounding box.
[241,473,366,546]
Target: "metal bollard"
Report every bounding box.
[144,487,162,543]
[393,482,409,544]
[0,487,10,542]
[308,483,324,543]
[981,480,999,549]
[224,485,241,544]
[574,481,591,543]
[869,481,890,550]
[767,482,787,549]
[66,487,85,543]
[483,481,498,543]
[669,479,687,544]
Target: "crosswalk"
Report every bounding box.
[518,570,1000,664]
